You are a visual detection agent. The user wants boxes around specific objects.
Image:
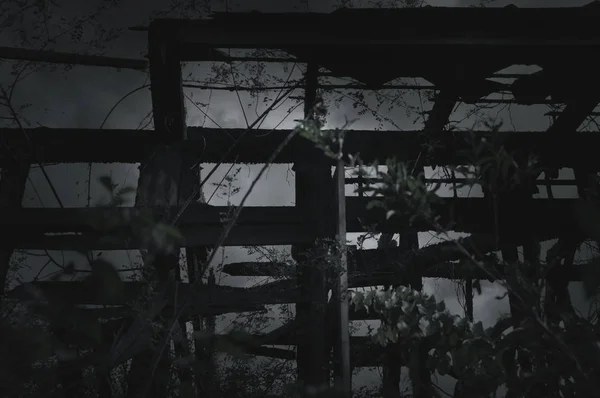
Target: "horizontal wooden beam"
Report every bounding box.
[347,197,578,242]
[246,346,296,360]
[243,326,387,367]
[0,205,310,248]
[0,205,301,231]
[2,127,600,169]
[158,7,600,49]
[222,263,496,285]
[0,46,148,70]
[0,197,582,249]
[8,279,303,312]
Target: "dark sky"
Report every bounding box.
[1,0,598,394]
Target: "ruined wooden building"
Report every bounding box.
[1,3,600,397]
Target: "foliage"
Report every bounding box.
[302,113,600,397]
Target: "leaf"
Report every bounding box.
[62,312,102,345]
[448,332,459,348]
[85,258,125,304]
[180,381,195,397]
[500,157,512,182]
[98,175,114,195]
[116,186,136,196]
[436,301,446,312]
[436,354,451,376]
[155,223,184,241]
[192,330,211,340]
[214,336,248,360]
[366,200,385,210]
[352,292,365,312]
[472,321,485,337]
[573,199,600,242]
[173,356,195,369]
[580,259,600,298]
[385,324,398,343]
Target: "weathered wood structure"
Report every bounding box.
[2,3,600,397]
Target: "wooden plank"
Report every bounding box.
[0,198,579,235]
[3,127,600,169]
[0,197,584,249]
[292,61,331,390]
[0,205,301,230]
[3,225,313,250]
[0,46,147,70]
[148,22,186,143]
[0,204,310,248]
[346,197,580,241]
[162,7,600,48]
[333,162,351,395]
[223,262,293,277]
[224,261,587,285]
[0,161,30,298]
[7,279,303,311]
[247,333,394,367]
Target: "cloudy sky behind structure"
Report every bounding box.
[1,0,599,394]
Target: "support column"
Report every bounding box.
[333,161,351,397]
[0,161,29,298]
[127,20,189,397]
[292,61,332,395]
[127,145,187,398]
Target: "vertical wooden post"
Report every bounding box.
[148,19,187,143]
[127,145,186,398]
[292,60,331,395]
[333,161,351,396]
[0,161,29,298]
[127,21,189,398]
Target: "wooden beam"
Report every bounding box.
[159,7,600,49]
[333,162,351,395]
[347,196,579,241]
[0,161,29,297]
[0,205,301,230]
[246,346,296,360]
[7,280,303,311]
[148,24,186,143]
[292,60,331,391]
[223,262,293,277]
[0,197,584,249]
[2,225,312,250]
[0,46,147,70]
[3,127,600,169]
